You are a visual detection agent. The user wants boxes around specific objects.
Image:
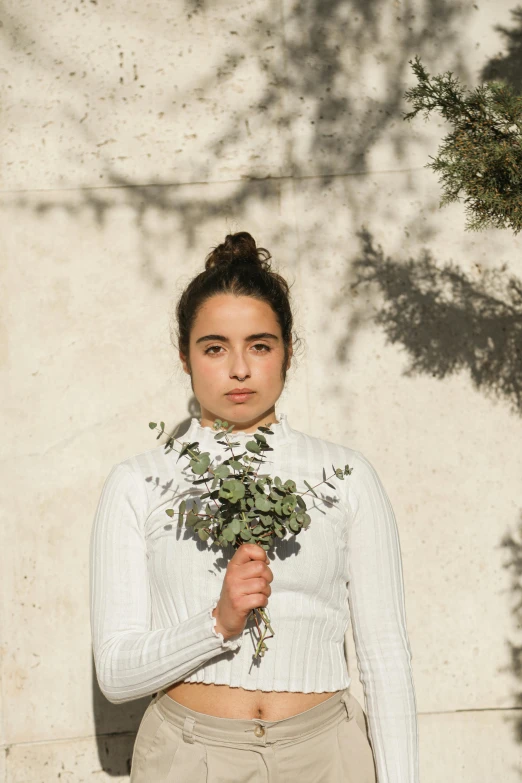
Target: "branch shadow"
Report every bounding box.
[2,0,471,278]
[498,513,522,771]
[333,228,522,416]
[480,5,522,94]
[334,229,522,769]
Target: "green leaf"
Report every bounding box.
[296,495,306,509]
[253,433,267,444]
[165,508,174,517]
[231,518,241,535]
[223,526,236,542]
[233,480,246,498]
[219,479,246,503]
[213,465,231,479]
[289,519,300,533]
[303,480,318,497]
[245,440,261,454]
[149,422,157,429]
[255,495,271,512]
[240,528,252,540]
[179,500,186,514]
[191,460,209,475]
[198,529,209,541]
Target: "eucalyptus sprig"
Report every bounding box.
[148,417,353,659]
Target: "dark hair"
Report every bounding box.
[173,231,301,383]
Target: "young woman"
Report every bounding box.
[89,232,419,782]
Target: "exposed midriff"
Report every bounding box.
[166,681,339,721]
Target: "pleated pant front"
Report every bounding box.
[130,686,377,783]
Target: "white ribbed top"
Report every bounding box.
[89,411,419,782]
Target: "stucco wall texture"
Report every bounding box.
[2,0,522,780]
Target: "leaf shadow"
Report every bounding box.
[333,228,522,416]
[480,5,522,94]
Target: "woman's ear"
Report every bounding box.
[179,351,190,375]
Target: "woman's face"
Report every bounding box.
[180,293,292,432]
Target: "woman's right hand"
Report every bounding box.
[212,543,273,640]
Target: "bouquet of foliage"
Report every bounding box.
[149,417,353,659]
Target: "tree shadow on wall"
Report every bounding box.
[1,0,471,274]
[481,5,522,94]
[334,228,522,416]
[499,514,522,774]
[336,229,522,770]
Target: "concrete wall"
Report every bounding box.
[2,0,522,779]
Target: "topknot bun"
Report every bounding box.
[205,231,272,271]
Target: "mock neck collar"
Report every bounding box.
[182,411,293,449]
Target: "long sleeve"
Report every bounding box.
[89,462,243,704]
[346,450,420,783]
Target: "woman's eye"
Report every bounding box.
[204,344,271,355]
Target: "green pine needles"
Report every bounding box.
[403,55,522,234]
[148,417,353,658]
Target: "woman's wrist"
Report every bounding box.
[212,605,229,639]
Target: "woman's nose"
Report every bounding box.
[229,354,250,378]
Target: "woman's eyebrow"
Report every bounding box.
[195,333,280,344]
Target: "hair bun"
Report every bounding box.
[205,231,271,271]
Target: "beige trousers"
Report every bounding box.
[130,686,377,782]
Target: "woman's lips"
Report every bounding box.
[226,391,255,402]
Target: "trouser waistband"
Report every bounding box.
[152,687,355,747]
